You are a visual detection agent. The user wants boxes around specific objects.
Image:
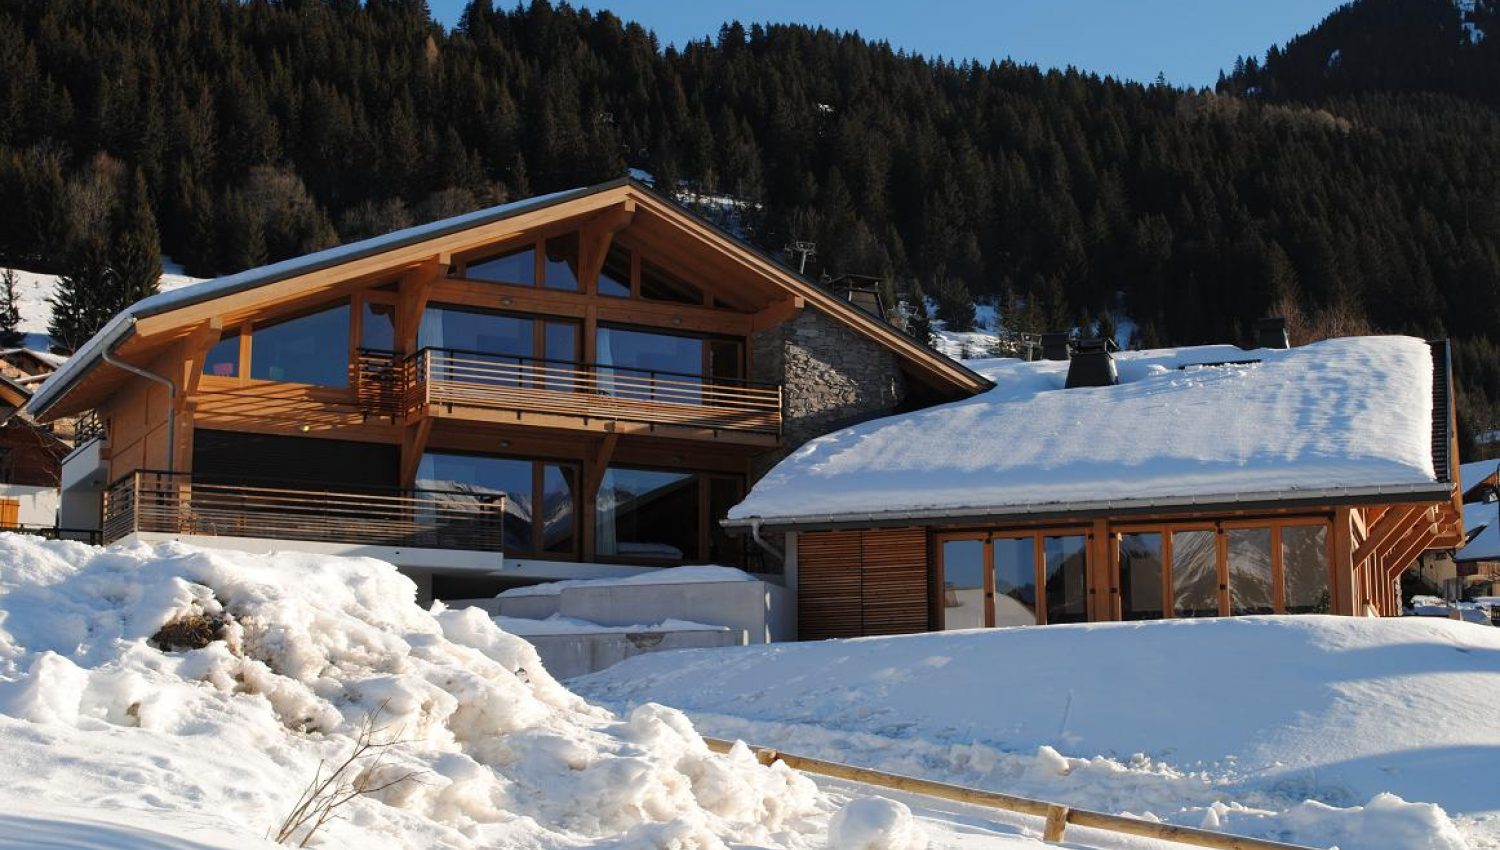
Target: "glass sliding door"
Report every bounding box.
[416,452,577,557]
[1043,535,1088,624]
[993,537,1040,626]
[596,327,705,404]
[595,468,700,560]
[1118,532,1166,620]
[939,539,987,630]
[1282,524,1331,613]
[1172,530,1220,617]
[1226,527,1274,615]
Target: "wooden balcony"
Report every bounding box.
[355,348,782,443]
[102,470,505,551]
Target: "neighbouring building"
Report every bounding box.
[725,332,1465,638]
[0,375,67,530]
[26,178,986,605]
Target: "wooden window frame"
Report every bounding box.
[933,527,1090,628]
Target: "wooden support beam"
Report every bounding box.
[1352,505,1426,567]
[580,200,637,288]
[176,317,224,410]
[751,296,806,332]
[396,257,445,355]
[399,416,434,487]
[583,429,620,504]
[1385,522,1440,581]
[1331,507,1356,616]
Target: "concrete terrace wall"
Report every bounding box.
[752,307,907,457]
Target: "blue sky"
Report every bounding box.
[425,1,1347,87]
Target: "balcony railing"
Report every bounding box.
[355,348,782,437]
[102,470,505,552]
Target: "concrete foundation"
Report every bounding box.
[487,577,795,643]
[523,627,747,680]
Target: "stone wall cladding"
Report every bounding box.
[751,307,907,459]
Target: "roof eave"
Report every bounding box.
[723,482,1458,534]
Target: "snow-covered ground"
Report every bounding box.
[577,615,1500,850]
[6,260,202,353]
[0,535,1105,849]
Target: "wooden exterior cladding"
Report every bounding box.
[795,497,1465,639]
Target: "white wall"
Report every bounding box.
[0,484,59,527]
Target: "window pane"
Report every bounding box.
[540,464,576,554]
[595,468,699,560]
[203,331,240,378]
[598,246,631,297]
[361,301,396,351]
[940,539,986,630]
[420,305,534,359]
[640,258,701,304]
[542,321,579,392]
[709,339,743,384]
[464,245,534,285]
[543,234,581,291]
[1172,530,1220,617]
[415,453,532,553]
[707,477,745,566]
[1283,525,1331,614]
[250,304,350,387]
[1044,535,1088,625]
[596,327,704,404]
[1119,532,1165,620]
[1227,528,1274,615]
[994,537,1038,626]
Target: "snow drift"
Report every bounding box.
[0,534,823,848]
[577,615,1500,850]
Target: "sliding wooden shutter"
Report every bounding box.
[798,528,929,639]
[0,498,19,528]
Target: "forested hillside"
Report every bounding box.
[3,0,1500,453]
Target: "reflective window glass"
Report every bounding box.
[540,465,577,554]
[544,234,581,291]
[940,539,986,630]
[415,453,532,552]
[1172,530,1220,617]
[361,301,396,351]
[596,327,704,404]
[1044,535,1088,624]
[595,468,699,561]
[1283,525,1331,614]
[203,331,240,378]
[598,246,631,297]
[250,303,350,388]
[639,258,702,304]
[707,477,745,566]
[464,245,535,285]
[1119,532,1165,620]
[1227,527,1274,615]
[994,537,1038,626]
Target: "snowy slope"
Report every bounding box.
[576,615,1500,850]
[7,261,203,353]
[732,336,1437,523]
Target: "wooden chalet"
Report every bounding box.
[726,335,1466,638]
[26,177,986,600]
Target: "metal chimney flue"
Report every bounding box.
[1041,332,1072,361]
[1256,317,1290,350]
[1066,337,1118,388]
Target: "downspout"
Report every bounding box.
[103,340,177,471]
[747,517,785,563]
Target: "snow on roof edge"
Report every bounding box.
[27,179,627,417]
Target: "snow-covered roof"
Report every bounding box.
[1460,459,1500,497]
[26,182,612,417]
[730,335,1448,527]
[1459,499,1500,563]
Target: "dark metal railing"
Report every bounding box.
[354,347,782,436]
[102,470,505,552]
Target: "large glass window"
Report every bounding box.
[419,304,533,358]
[1044,535,1088,625]
[596,468,700,560]
[596,327,705,404]
[415,452,576,556]
[1283,525,1331,614]
[707,477,745,566]
[993,537,1038,626]
[940,539,986,630]
[250,303,351,388]
[1119,532,1165,620]
[598,245,631,297]
[1227,527,1274,615]
[1172,530,1220,617]
[639,258,702,304]
[464,245,534,285]
[203,331,241,378]
[361,301,396,351]
[543,234,581,292]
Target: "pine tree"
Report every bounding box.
[110,168,162,308]
[48,234,112,353]
[0,267,22,347]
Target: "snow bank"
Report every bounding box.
[577,615,1500,849]
[0,535,824,848]
[497,565,756,598]
[732,336,1437,522]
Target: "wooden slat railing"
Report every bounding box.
[102,470,505,552]
[355,348,782,437]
